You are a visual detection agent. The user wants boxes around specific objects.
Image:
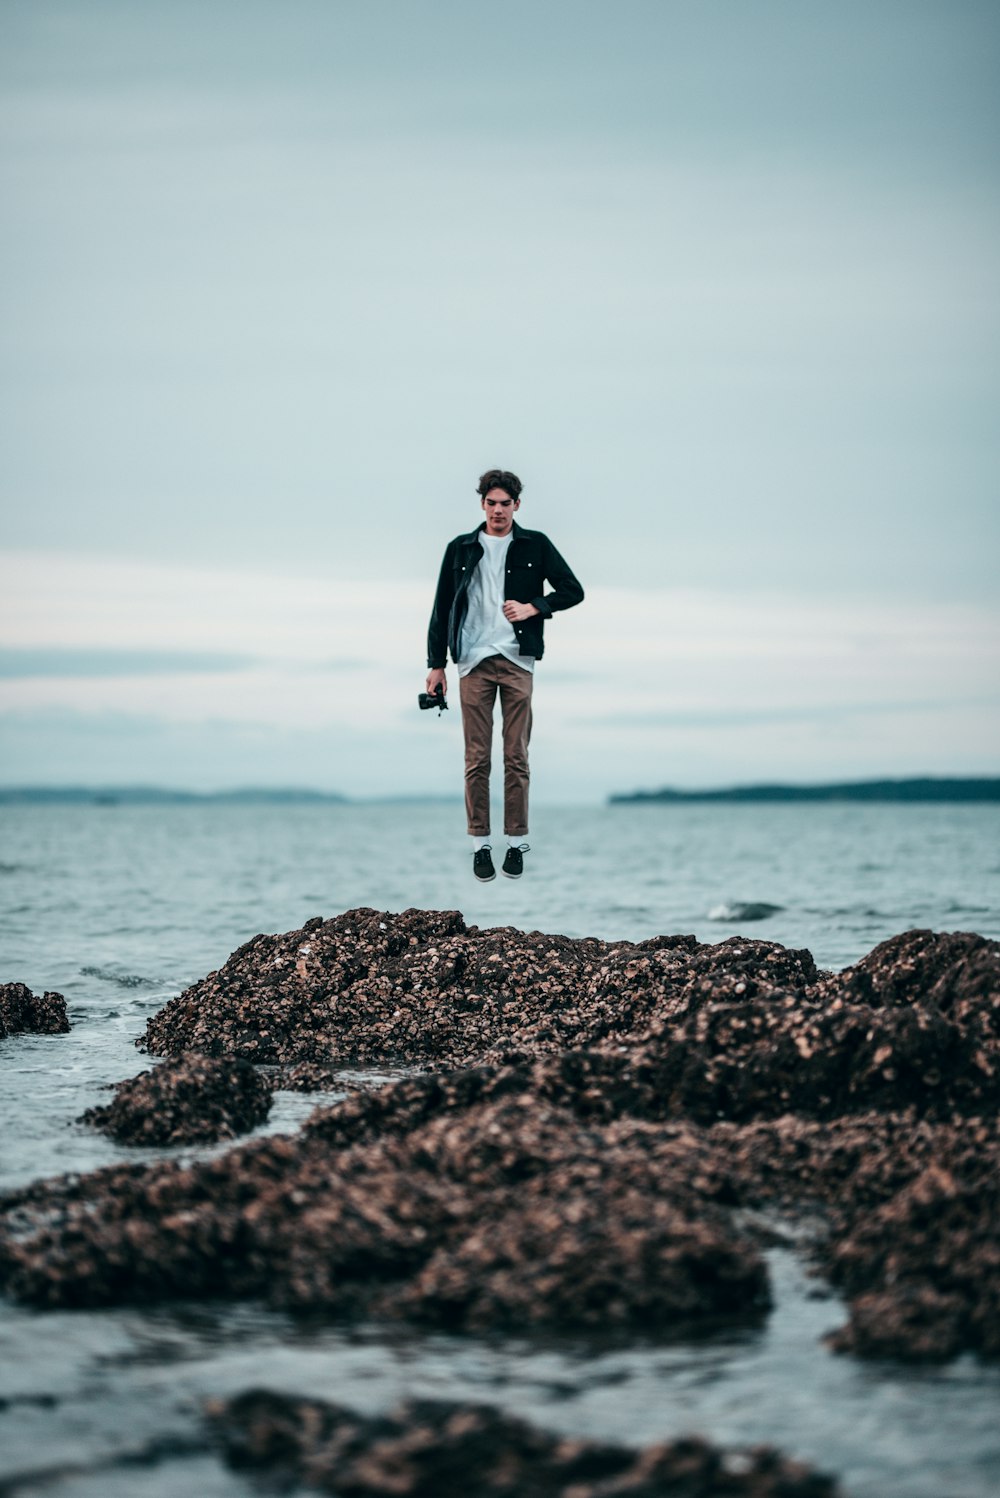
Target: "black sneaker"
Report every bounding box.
[501,843,529,879]
[473,846,496,882]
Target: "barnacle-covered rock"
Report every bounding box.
[80,1052,272,1145]
[824,1159,1000,1360]
[0,1088,768,1331]
[207,1391,840,1496]
[139,908,818,1070]
[4,917,999,1365]
[0,982,69,1039]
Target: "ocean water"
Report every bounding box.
[1,800,999,1496]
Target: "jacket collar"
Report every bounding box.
[459,519,527,547]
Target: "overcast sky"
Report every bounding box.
[1,0,998,799]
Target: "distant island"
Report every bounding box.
[0,787,348,806]
[609,777,1000,804]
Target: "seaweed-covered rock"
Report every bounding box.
[207,1391,840,1497]
[80,1053,273,1145]
[695,1109,1000,1363]
[0,982,69,1039]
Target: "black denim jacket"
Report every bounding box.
[427,521,584,669]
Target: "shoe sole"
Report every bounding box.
[501,867,523,879]
[474,872,496,882]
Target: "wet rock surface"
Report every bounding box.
[79,1052,273,1145]
[2,915,998,1367]
[207,1391,840,1496]
[823,1149,1000,1360]
[275,1059,352,1092]
[0,981,69,1039]
[138,913,999,1123]
[0,1087,769,1331]
[139,906,821,1070]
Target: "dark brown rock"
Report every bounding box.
[138,911,999,1121]
[636,988,993,1121]
[4,916,999,1364]
[823,1158,1000,1360]
[825,928,1000,1023]
[0,982,69,1039]
[207,1391,840,1496]
[139,908,817,1070]
[274,1060,352,1091]
[79,1052,273,1145]
[0,1090,768,1331]
[4,1065,999,1360]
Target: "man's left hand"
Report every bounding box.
[503,600,540,623]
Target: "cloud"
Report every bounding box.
[1,549,998,796]
[573,697,1000,730]
[0,647,256,678]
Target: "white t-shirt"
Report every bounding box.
[457,531,536,677]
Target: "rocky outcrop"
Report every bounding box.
[0,1084,769,1332]
[207,1391,840,1496]
[823,1150,1000,1360]
[0,982,69,1039]
[139,907,819,1070]
[2,915,998,1364]
[79,1052,273,1145]
[138,914,1000,1123]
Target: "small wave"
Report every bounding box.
[0,861,24,874]
[80,965,157,989]
[707,901,784,922]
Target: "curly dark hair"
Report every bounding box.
[477,468,523,502]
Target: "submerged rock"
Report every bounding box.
[79,1052,273,1145]
[0,982,69,1039]
[207,1391,840,1496]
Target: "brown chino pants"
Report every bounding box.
[458,654,533,838]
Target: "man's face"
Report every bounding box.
[482,487,520,536]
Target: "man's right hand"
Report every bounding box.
[426,668,447,698]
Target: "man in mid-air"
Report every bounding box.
[426,468,584,881]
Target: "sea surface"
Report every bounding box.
[1,800,1000,1496]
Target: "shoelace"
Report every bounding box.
[507,843,530,854]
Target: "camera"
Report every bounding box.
[418,685,448,713]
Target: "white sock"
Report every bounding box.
[506,835,529,848]
[472,835,492,851]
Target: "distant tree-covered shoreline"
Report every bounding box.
[609,777,1000,804]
